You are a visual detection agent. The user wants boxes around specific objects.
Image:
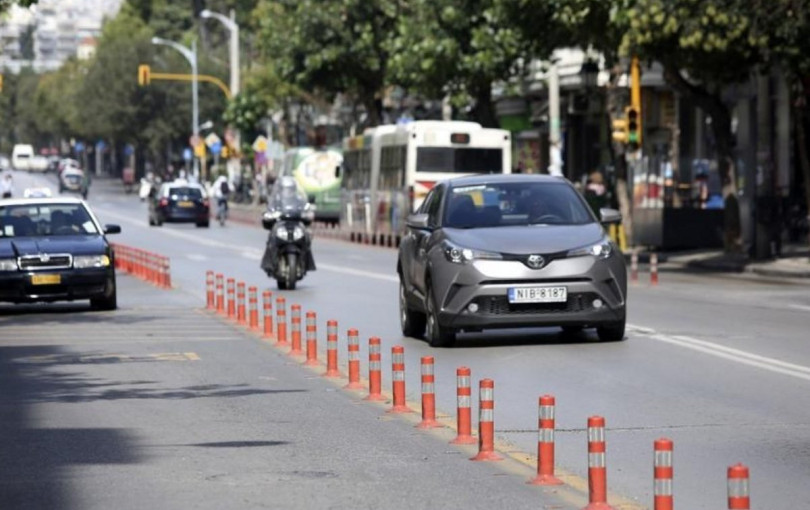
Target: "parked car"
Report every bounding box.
[397,174,627,347]
[0,197,120,309]
[148,181,210,227]
[28,155,50,172]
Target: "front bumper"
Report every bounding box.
[431,252,627,331]
[0,268,112,303]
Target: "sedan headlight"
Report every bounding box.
[73,254,111,268]
[0,258,18,271]
[567,238,613,260]
[443,241,502,264]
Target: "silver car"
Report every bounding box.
[397,174,627,347]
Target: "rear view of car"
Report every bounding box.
[149,182,210,228]
[11,144,34,171]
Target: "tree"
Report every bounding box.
[619,0,772,253]
[253,0,401,127]
[389,0,539,127]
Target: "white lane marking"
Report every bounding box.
[317,262,399,283]
[789,304,810,313]
[634,328,810,382]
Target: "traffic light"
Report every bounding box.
[137,65,151,86]
[626,106,641,147]
[611,115,628,144]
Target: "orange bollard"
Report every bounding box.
[451,367,476,444]
[727,464,750,509]
[471,379,502,461]
[630,251,639,283]
[248,286,259,330]
[650,252,659,286]
[162,257,171,288]
[215,273,225,314]
[529,395,563,485]
[304,311,318,366]
[364,337,385,401]
[388,345,411,413]
[323,320,340,378]
[583,416,615,510]
[226,278,236,319]
[262,290,273,338]
[236,282,246,325]
[416,356,441,428]
[344,328,363,390]
[205,271,215,308]
[275,296,287,346]
[289,305,303,356]
[654,438,673,510]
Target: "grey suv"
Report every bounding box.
[397,175,627,347]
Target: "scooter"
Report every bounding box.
[139,174,158,201]
[260,205,316,290]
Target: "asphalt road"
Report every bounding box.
[3,170,810,509]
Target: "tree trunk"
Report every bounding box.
[663,64,742,253]
[470,83,498,128]
[794,88,810,248]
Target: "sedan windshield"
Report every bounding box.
[0,203,99,237]
[443,182,594,229]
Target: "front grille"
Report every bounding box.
[18,253,72,270]
[474,292,599,315]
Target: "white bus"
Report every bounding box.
[340,121,511,243]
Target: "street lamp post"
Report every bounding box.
[200,9,239,98]
[152,36,199,178]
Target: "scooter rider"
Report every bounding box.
[212,173,230,216]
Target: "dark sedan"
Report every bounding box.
[0,197,120,309]
[148,181,210,227]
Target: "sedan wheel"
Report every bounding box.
[597,319,626,342]
[425,283,455,348]
[399,279,426,338]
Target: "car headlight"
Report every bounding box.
[73,254,111,268]
[274,223,289,239]
[443,241,502,264]
[567,238,613,259]
[0,258,18,271]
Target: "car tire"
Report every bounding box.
[196,221,209,228]
[399,279,426,338]
[597,319,626,342]
[91,278,117,311]
[148,215,155,226]
[425,281,455,348]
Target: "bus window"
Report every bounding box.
[380,145,406,190]
[416,147,503,174]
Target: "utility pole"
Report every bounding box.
[548,64,562,176]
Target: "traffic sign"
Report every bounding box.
[194,142,205,158]
[210,141,222,156]
[183,148,193,161]
[252,135,268,153]
[189,135,201,148]
[205,133,221,148]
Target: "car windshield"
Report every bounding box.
[0,203,99,237]
[443,182,595,229]
[168,187,203,199]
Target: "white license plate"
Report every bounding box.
[508,286,567,304]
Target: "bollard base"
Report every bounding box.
[387,405,413,414]
[583,503,615,510]
[303,359,319,367]
[416,419,443,429]
[450,434,477,445]
[343,382,364,390]
[470,450,503,462]
[288,348,304,357]
[363,393,386,402]
[528,474,564,486]
[322,369,341,378]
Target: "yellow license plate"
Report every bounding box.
[31,274,61,285]
[178,201,194,208]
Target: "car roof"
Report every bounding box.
[0,197,85,207]
[439,173,570,189]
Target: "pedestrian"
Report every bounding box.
[1,173,14,198]
[583,170,608,215]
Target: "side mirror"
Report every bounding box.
[599,208,622,225]
[104,224,121,234]
[406,213,430,230]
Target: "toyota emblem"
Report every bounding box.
[526,254,545,269]
[40,253,50,263]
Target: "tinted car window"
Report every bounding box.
[0,203,99,237]
[168,187,203,199]
[443,182,594,229]
[416,147,503,174]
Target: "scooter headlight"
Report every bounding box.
[274,223,289,239]
[292,225,305,241]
